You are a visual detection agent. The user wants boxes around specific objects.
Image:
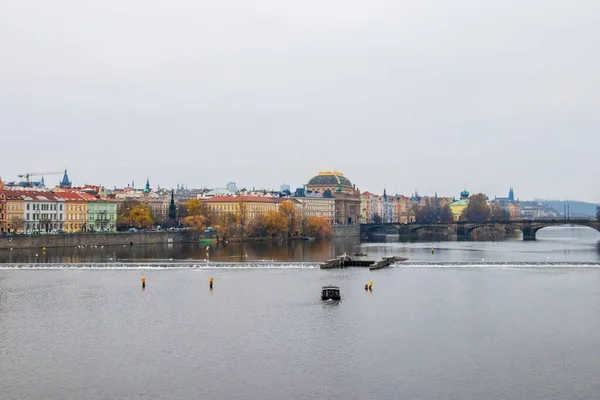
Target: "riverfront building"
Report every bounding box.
[449,190,470,221]
[18,192,65,234]
[292,187,335,222]
[4,192,26,233]
[306,171,361,225]
[200,196,289,224]
[88,199,118,232]
[59,191,89,232]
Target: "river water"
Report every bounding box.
[1,227,600,399]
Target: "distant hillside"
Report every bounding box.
[534,200,598,218]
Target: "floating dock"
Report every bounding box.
[320,255,407,270]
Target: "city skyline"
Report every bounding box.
[0,169,596,205]
[2,1,599,202]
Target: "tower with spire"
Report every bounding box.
[508,187,515,203]
[143,178,151,194]
[169,189,177,221]
[59,169,71,188]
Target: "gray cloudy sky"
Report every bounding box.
[1,0,599,201]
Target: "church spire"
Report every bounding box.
[59,169,71,188]
[169,189,177,220]
[144,178,151,193]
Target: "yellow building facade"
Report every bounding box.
[59,192,89,232]
[200,196,288,224]
[449,190,470,221]
[5,192,26,233]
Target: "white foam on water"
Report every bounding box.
[391,261,600,268]
[0,262,319,270]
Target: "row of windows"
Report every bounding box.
[66,214,86,220]
[26,213,64,221]
[26,204,64,211]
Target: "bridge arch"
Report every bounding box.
[523,223,600,241]
[361,224,402,239]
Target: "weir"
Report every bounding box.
[320,255,407,270]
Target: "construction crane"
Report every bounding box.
[18,171,63,183]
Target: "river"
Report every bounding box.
[1,227,600,399]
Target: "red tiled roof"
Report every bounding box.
[52,192,87,201]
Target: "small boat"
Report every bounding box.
[353,252,367,257]
[321,285,341,301]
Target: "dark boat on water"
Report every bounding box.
[321,285,341,301]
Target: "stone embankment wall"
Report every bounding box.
[1,226,360,250]
[331,225,360,237]
[0,231,198,250]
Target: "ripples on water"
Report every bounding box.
[1,261,599,269]
[2,227,600,400]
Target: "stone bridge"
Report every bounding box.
[361,219,600,241]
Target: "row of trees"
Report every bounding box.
[179,199,332,239]
[460,193,511,222]
[409,193,511,224]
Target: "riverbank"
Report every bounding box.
[0,225,360,250]
[0,231,198,250]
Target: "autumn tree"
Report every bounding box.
[183,215,206,231]
[264,210,287,237]
[306,216,332,238]
[415,203,438,224]
[278,200,300,237]
[8,216,24,233]
[185,199,202,216]
[439,204,454,222]
[461,193,491,222]
[216,212,237,241]
[129,204,155,229]
[248,215,268,238]
[117,199,141,229]
[237,197,248,238]
[182,199,217,227]
[490,204,511,221]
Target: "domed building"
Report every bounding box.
[449,189,470,221]
[306,171,354,194]
[306,171,360,225]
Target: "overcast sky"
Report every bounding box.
[1,0,598,201]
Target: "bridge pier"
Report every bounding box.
[456,227,468,241]
[522,227,536,241]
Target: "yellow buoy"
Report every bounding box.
[209,276,214,289]
[141,277,146,288]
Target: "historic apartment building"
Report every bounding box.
[292,187,335,221]
[199,196,288,224]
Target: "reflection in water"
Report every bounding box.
[0,227,599,264]
[0,239,362,264]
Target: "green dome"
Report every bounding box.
[460,189,469,198]
[307,173,352,188]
